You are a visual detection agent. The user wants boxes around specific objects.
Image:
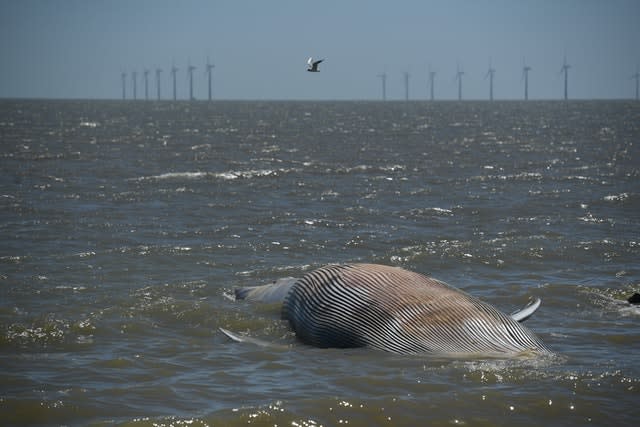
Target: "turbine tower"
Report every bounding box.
[155,68,162,100]
[206,57,215,101]
[632,67,639,101]
[485,58,495,101]
[132,71,138,100]
[171,63,178,101]
[188,62,196,101]
[143,69,149,101]
[404,71,410,101]
[377,72,387,101]
[428,65,436,101]
[121,72,127,100]
[522,58,532,101]
[455,64,464,101]
[560,56,570,101]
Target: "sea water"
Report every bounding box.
[1,99,638,426]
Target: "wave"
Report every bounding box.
[130,168,298,182]
[604,193,629,202]
[130,163,409,183]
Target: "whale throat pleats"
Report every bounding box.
[281,264,551,356]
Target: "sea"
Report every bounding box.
[1,99,638,426]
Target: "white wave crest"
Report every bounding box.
[131,168,296,182]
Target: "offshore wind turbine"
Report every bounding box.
[403,71,410,101]
[560,56,571,100]
[632,67,639,101]
[121,72,127,100]
[132,71,138,100]
[155,68,162,100]
[428,65,436,101]
[206,57,215,101]
[143,69,149,101]
[171,63,178,100]
[188,62,196,101]
[455,64,464,101]
[485,58,495,101]
[522,58,532,101]
[377,72,387,101]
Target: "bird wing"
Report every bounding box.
[313,59,324,66]
[307,57,313,66]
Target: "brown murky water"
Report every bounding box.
[1,100,638,426]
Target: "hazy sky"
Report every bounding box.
[1,0,639,100]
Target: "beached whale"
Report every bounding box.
[225,263,551,357]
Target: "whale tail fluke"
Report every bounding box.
[510,297,542,323]
[234,277,298,303]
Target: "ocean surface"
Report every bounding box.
[1,99,638,426]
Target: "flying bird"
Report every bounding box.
[307,57,324,72]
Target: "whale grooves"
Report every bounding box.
[229,263,552,357]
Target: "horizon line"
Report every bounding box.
[1,96,638,103]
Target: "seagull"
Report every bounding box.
[307,57,324,72]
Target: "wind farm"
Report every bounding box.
[2,0,637,102]
[116,55,640,102]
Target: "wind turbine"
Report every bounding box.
[403,71,410,101]
[522,58,532,101]
[560,56,571,100]
[377,72,387,101]
[143,69,150,101]
[485,58,495,101]
[206,57,215,101]
[428,65,436,101]
[121,72,127,100]
[155,68,162,100]
[455,63,464,101]
[132,71,138,100]
[188,61,196,101]
[632,67,639,101]
[171,62,178,101]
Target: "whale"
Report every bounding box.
[226,263,552,357]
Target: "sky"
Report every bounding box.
[1,0,639,101]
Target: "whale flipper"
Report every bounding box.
[219,327,249,343]
[510,298,541,323]
[219,328,289,349]
[219,327,273,347]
